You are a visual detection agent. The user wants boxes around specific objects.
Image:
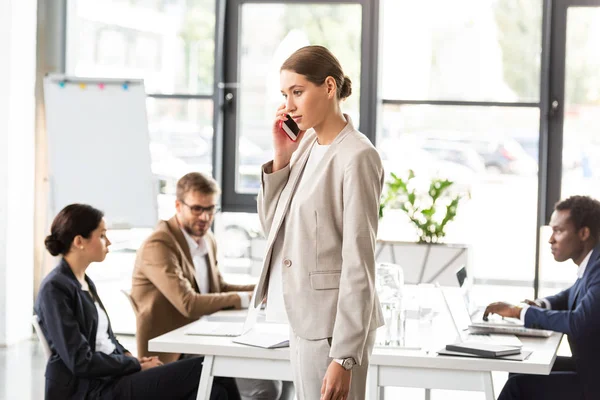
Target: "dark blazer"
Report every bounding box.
[525,244,600,398]
[34,259,140,400]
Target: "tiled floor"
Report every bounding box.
[0,337,48,400]
[1,336,506,400]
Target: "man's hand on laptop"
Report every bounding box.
[483,302,522,321]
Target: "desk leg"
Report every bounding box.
[425,388,431,400]
[482,371,495,400]
[197,355,215,400]
[367,365,380,400]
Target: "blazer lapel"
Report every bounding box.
[166,216,200,292]
[265,136,316,246]
[254,137,316,302]
[305,117,355,182]
[569,244,600,310]
[265,114,355,247]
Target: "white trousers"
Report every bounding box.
[289,329,376,400]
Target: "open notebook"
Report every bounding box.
[185,287,261,337]
[232,328,289,349]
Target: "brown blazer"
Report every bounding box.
[131,216,254,363]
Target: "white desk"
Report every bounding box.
[149,312,562,400]
[370,332,562,400]
[150,321,292,400]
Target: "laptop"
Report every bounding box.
[453,267,553,338]
[455,265,482,318]
[185,287,261,337]
[437,283,523,347]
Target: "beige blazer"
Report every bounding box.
[131,216,254,363]
[256,116,384,365]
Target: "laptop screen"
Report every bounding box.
[438,284,473,341]
[455,265,475,315]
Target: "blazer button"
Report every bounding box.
[283,259,292,268]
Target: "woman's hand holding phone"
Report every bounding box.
[272,104,305,172]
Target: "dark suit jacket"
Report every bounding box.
[525,244,600,399]
[34,259,140,399]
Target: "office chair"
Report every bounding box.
[32,314,52,360]
[120,288,138,313]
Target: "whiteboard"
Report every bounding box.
[44,75,157,228]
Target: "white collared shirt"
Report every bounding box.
[266,142,331,323]
[521,248,594,320]
[95,302,116,355]
[179,226,250,308]
[180,227,210,294]
[80,283,116,355]
[577,248,593,279]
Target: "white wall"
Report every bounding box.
[0,0,37,346]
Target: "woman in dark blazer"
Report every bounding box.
[35,203,240,400]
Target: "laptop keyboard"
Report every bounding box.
[465,333,523,347]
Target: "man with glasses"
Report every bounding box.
[131,172,287,400]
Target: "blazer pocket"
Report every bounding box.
[309,270,341,290]
[45,365,73,387]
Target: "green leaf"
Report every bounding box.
[379,170,467,243]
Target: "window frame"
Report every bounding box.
[219,0,381,212]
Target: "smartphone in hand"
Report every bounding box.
[279,114,300,141]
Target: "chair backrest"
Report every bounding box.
[120,288,138,313]
[32,314,52,360]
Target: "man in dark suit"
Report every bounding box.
[484,195,600,400]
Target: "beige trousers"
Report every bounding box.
[289,329,376,400]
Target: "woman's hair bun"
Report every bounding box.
[45,234,64,256]
[339,75,352,99]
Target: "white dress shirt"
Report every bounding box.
[94,302,117,355]
[520,248,594,321]
[180,227,250,308]
[80,281,116,355]
[181,228,210,294]
[266,142,331,323]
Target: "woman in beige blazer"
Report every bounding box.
[255,45,384,400]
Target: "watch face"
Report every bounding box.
[342,358,354,370]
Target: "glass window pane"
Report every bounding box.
[146,98,214,218]
[381,0,542,102]
[67,0,216,94]
[87,97,213,331]
[235,3,362,194]
[377,104,539,284]
[561,7,600,200]
[550,7,600,293]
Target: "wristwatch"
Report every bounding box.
[333,357,356,371]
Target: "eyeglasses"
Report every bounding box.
[181,200,221,216]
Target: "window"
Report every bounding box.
[378,0,544,301]
[68,0,215,94]
[67,0,217,333]
[381,0,542,102]
[234,3,362,194]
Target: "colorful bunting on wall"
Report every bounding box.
[55,80,134,90]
